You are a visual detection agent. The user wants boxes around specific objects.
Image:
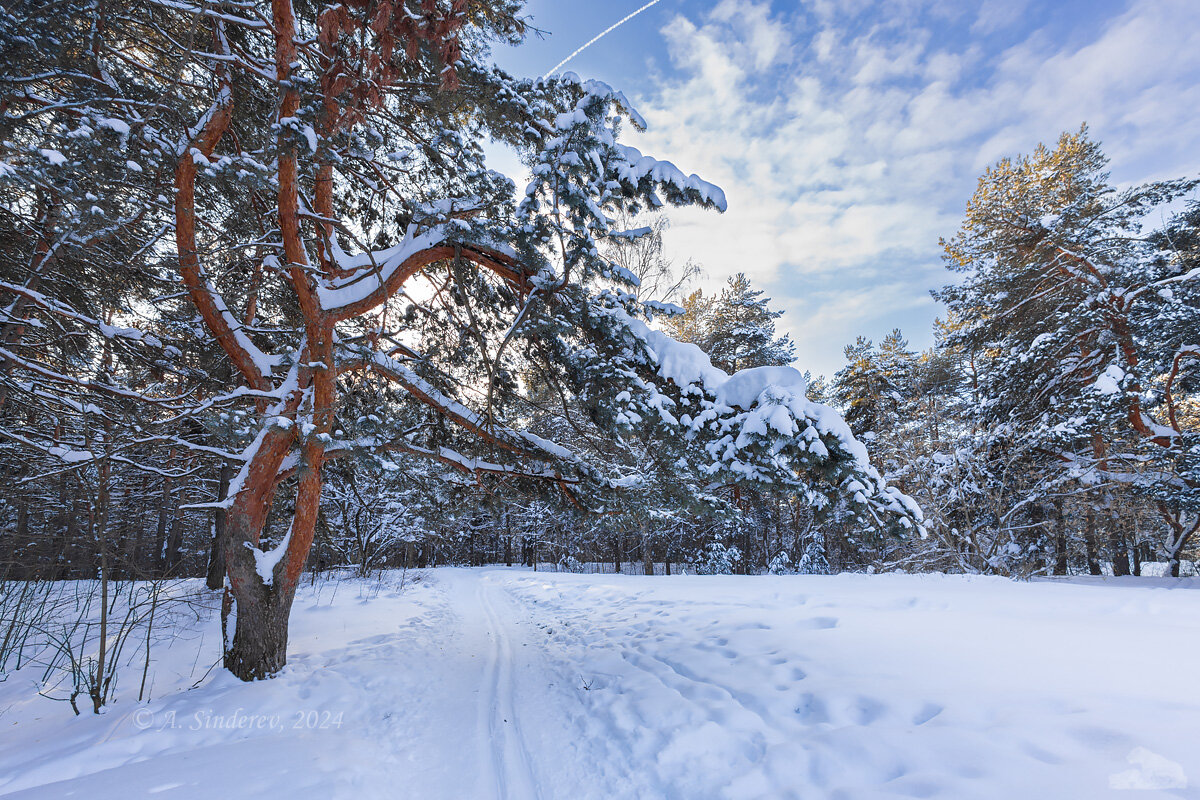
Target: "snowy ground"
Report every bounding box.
[1,569,1198,799]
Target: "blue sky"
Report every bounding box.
[490,0,1200,378]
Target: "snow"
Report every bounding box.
[47,445,94,463]
[317,225,444,311]
[614,313,813,416]
[614,144,728,212]
[2,569,1199,799]
[714,365,808,409]
[246,526,293,585]
[1094,364,1126,395]
[1109,747,1188,790]
[554,72,648,130]
[38,149,66,166]
[609,306,912,520]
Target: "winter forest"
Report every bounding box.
[2,0,1199,797]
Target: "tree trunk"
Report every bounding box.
[1084,507,1102,575]
[61,495,81,579]
[1164,513,1196,578]
[164,506,185,575]
[1028,502,1046,574]
[642,527,654,576]
[1104,490,1132,577]
[1130,513,1143,576]
[13,497,28,577]
[218,415,316,680]
[224,580,292,681]
[154,477,172,576]
[1052,499,1068,576]
[129,478,150,577]
[223,474,318,679]
[206,461,234,589]
[1108,522,1131,577]
[740,526,751,575]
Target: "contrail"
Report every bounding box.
[543,0,668,79]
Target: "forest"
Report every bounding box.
[1,0,1198,698]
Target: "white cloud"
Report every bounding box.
[971,0,1030,35]
[627,0,1200,377]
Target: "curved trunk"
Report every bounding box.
[219,419,316,679]
[222,471,320,680]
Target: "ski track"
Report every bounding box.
[475,578,540,800]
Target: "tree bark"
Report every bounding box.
[641,523,654,576]
[1028,502,1046,574]
[1107,504,1131,577]
[154,476,172,575]
[1052,499,1068,576]
[222,461,317,680]
[1084,506,1102,575]
[164,509,184,575]
[206,461,234,590]
[223,576,292,681]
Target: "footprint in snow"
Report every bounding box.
[794,692,830,724]
[912,702,943,726]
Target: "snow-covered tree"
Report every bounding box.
[666,273,795,374]
[936,126,1199,575]
[832,331,915,442]
[796,531,830,575]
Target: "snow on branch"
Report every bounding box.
[604,304,923,527]
[613,145,727,212]
[318,219,524,320]
[0,280,173,350]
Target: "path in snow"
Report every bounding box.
[476,577,539,799]
[1,569,1199,799]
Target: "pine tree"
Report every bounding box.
[832,337,886,438]
[663,273,795,373]
[797,531,830,575]
[704,273,796,373]
[663,288,715,349]
[804,373,831,404]
[936,125,1200,575]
